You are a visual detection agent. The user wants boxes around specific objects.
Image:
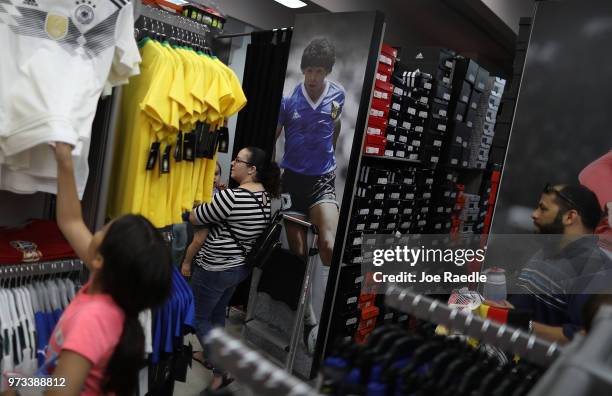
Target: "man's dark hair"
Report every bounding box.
[548,184,603,231]
[300,38,336,72]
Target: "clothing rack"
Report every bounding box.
[205,328,319,396]
[215,27,293,40]
[384,285,563,367]
[135,2,210,38]
[94,1,216,229]
[529,305,612,396]
[0,259,83,279]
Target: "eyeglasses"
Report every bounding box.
[543,183,579,211]
[233,157,252,166]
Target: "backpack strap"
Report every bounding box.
[222,188,270,255]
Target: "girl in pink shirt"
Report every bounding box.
[17,143,173,395]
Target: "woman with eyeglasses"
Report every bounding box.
[184,146,280,391]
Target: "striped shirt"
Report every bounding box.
[193,188,271,271]
[509,236,612,338]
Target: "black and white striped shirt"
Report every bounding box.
[193,188,271,271]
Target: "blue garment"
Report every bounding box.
[278,81,345,176]
[151,266,196,364]
[191,265,249,374]
[34,311,49,367]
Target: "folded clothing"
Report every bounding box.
[0,220,76,264]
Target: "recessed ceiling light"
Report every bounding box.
[273,0,307,8]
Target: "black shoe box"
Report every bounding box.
[426,114,449,134]
[356,183,387,201]
[452,101,467,123]
[421,146,442,169]
[474,67,490,92]
[382,213,399,232]
[385,126,398,144]
[416,169,436,187]
[384,199,402,216]
[450,122,472,145]
[386,184,404,200]
[406,130,424,150]
[447,143,463,167]
[465,108,477,128]
[454,58,480,84]
[398,143,412,159]
[431,98,450,118]
[461,147,471,168]
[432,80,453,102]
[364,215,382,232]
[402,185,418,200]
[400,200,416,218]
[423,130,445,149]
[455,80,472,104]
[358,166,390,185]
[469,90,482,112]
[397,168,418,185]
[418,184,434,200]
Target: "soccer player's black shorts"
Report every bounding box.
[281,169,338,215]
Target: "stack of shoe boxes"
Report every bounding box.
[467,76,506,169]
[490,17,532,165]
[445,57,487,169]
[458,193,481,235]
[364,43,398,156]
[329,265,364,344]
[392,48,456,168]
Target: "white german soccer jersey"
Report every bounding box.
[0,0,140,197]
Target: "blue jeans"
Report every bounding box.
[191,265,250,374]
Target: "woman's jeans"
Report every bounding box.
[191,265,250,375]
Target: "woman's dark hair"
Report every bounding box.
[300,37,336,72]
[98,214,172,395]
[245,146,281,197]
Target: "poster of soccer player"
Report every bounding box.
[272,11,383,377]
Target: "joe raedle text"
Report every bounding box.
[372,271,486,284]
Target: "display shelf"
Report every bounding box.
[362,154,423,165]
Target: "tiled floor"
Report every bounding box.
[173,310,253,396]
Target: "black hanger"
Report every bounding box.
[455,357,497,396]
[474,365,511,396]
[435,348,482,393]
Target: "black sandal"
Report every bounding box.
[203,374,235,393]
[192,352,215,370]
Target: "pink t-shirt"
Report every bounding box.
[41,281,125,395]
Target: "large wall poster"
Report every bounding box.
[246,12,383,378]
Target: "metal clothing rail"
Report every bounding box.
[384,285,563,367]
[205,328,319,396]
[215,27,292,40]
[529,305,612,396]
[0,259,83,279]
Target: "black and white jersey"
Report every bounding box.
[0,0,140,197]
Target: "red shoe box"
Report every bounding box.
[365,134,387,148]
[377,62,394,83]
[370,97,391,119]
[355,324,376,344]
[367,115,388,137]
[379,43,398,68]
[373,79,394,101]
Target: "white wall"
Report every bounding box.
[481,0,536,33]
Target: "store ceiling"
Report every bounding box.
[212,0,537,75]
